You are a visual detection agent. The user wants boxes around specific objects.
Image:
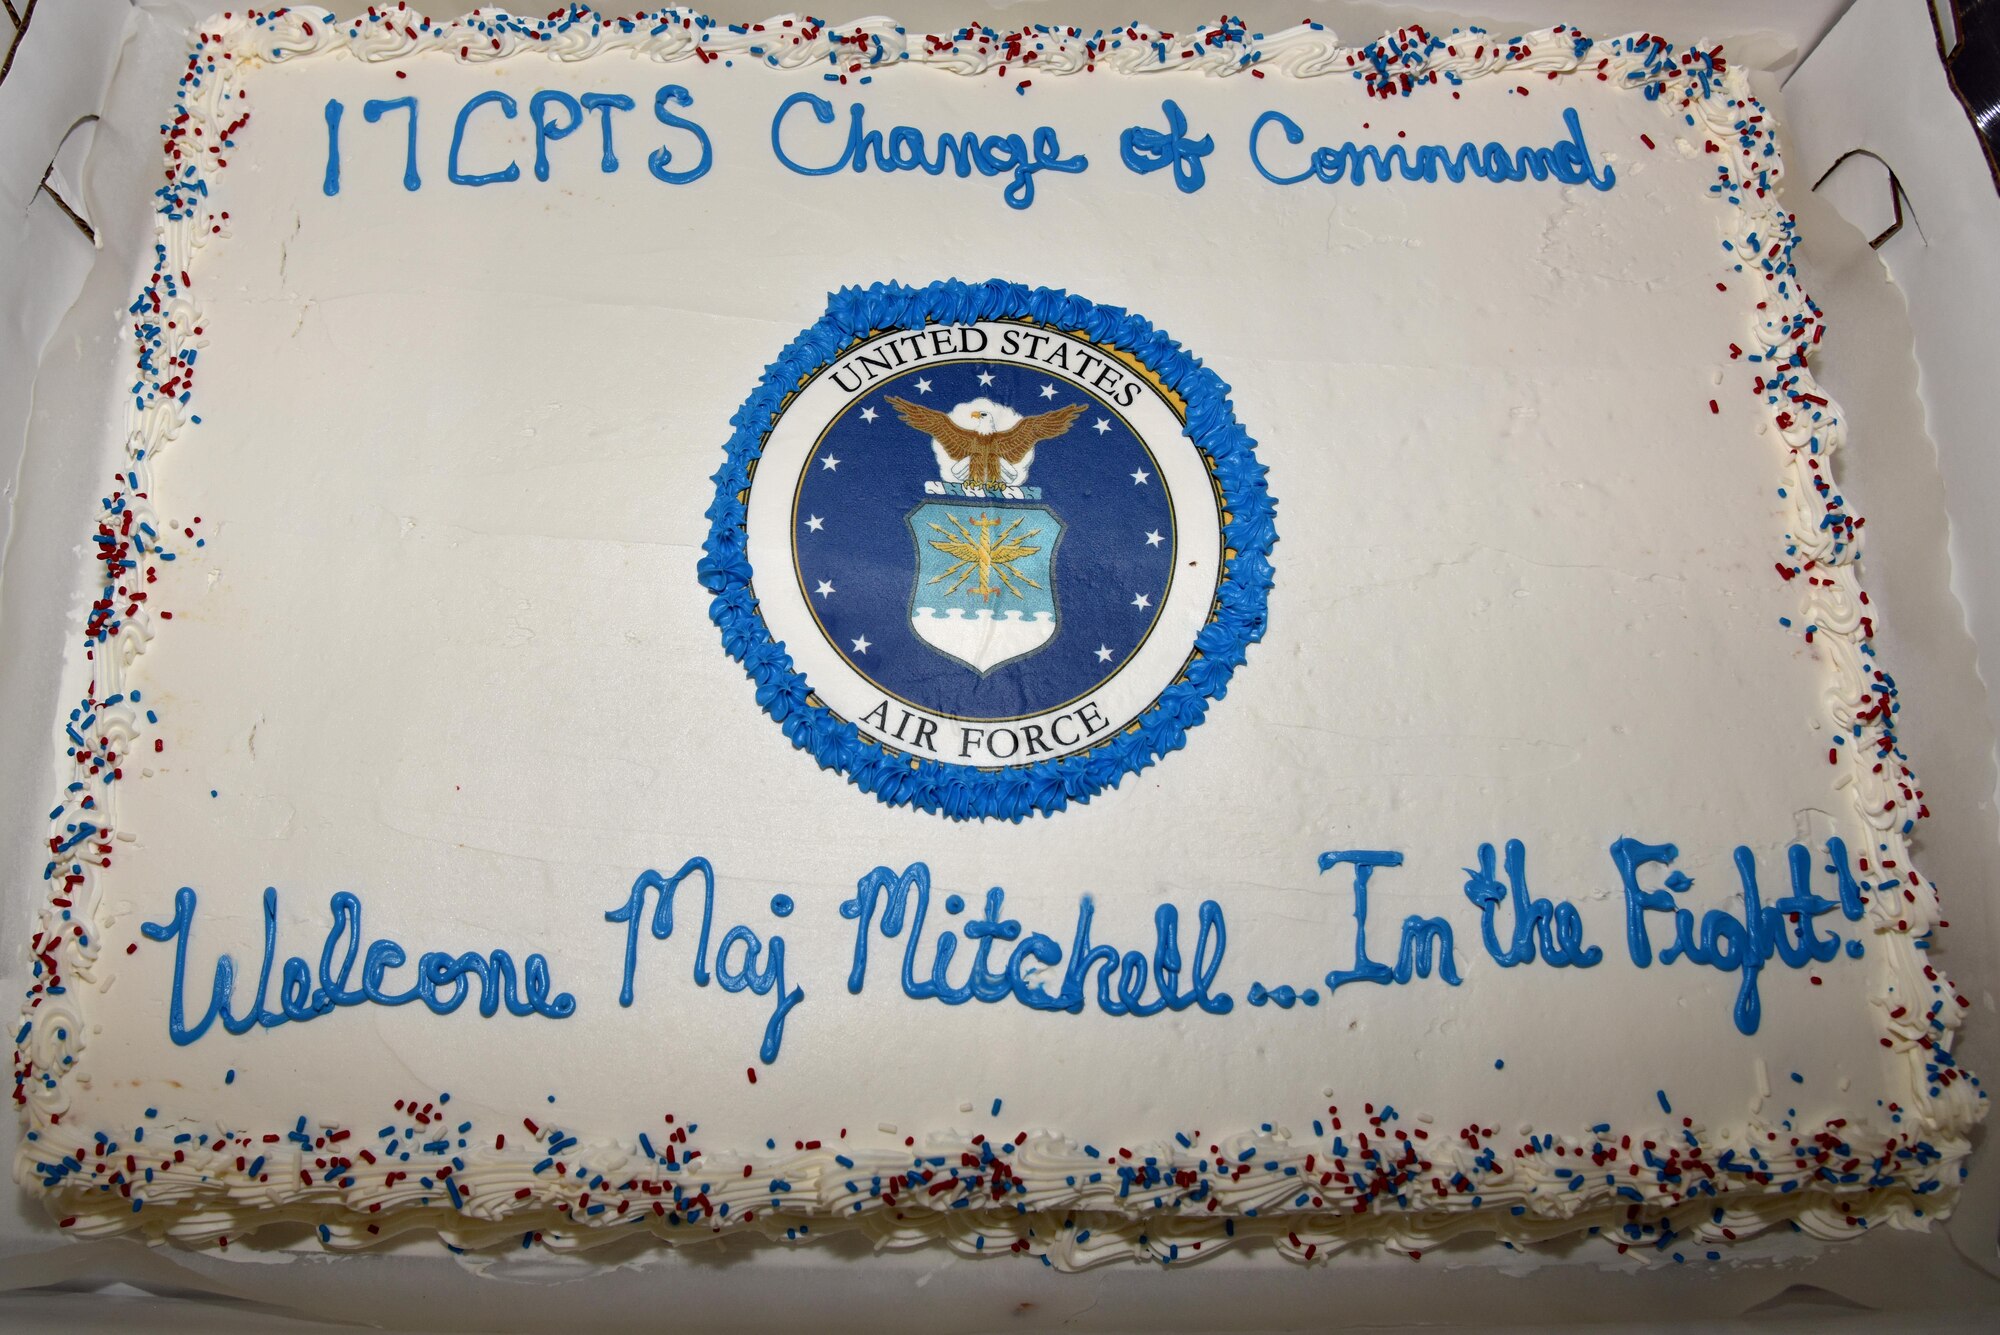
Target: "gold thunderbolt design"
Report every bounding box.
[926,512,1043,601]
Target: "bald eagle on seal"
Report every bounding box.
[886,395,1088,490]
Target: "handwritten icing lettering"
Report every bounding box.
[139,887,575,1045]
[362,96,421,192]
[770,91,1086,210]
[839,863,1232,1016]
[581,92,637,173]
[1119,99,1214,194]
[606,859,803,1063]
[1462,839,1603,967]
[528,90,650,180]
[324,94,1623,204]
[449,90,520,187]
[648,85,713,185]
[1613,837,1867,1035]
[321,98,343,196]
[142,840,1875,1064]
[529,90,585,182]
[1251,106,1615,192]
[327,88,709,192]
[1318,850,1462,993]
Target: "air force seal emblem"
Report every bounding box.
[702,280,1276,820]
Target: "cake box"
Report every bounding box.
[0,0,1996,1327]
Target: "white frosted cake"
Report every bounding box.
[13,6,1986,1268]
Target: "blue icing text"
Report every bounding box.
[1119,99,1214,194]
[1463,839,1603,968]
[838,862,1232,1016]
[450,91,521,186]
[323,94,1618,206]
[581,92,638,173]
[137,840,1873,1065]
[321,97,343,196]
[1613,837,1868,1035]
[529,90,586,181]
[324,86,712,193]
[770,92,1086,210]
[648,84,713,185]
[1318,850,1462,993]
[362,96,421,192]
[140,887,575,1045]
[607,859,803,1064]
[1251,106,1616,192]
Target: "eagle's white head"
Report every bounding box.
[949,397,1022,436]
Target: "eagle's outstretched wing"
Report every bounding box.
[887,397,982,460]
[990,402,1088,463]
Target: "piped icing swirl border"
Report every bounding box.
[698,279,1276,820]
[11,6,1983,1268]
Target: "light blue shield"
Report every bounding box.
[907,500,1063,674]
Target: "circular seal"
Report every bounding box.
[701,281,1275,819]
